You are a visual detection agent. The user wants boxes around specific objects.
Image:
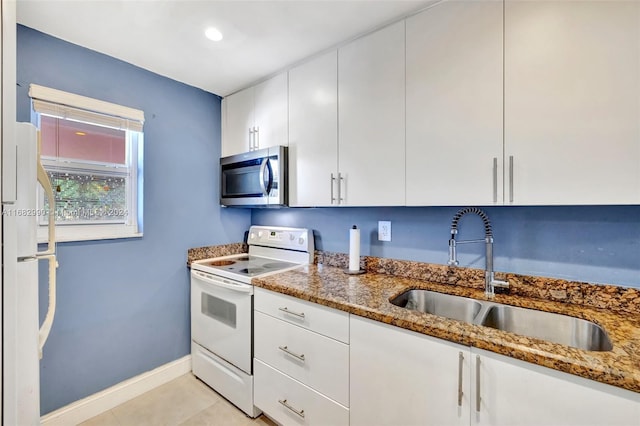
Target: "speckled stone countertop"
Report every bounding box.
[187,243,247,266]
[253,260,640,394]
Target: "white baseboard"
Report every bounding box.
[40,355,192,426]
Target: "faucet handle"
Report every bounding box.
[491,279,509,289]
[489,272,509,288]
[448,238,458,266]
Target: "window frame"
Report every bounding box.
[30,84,144,243]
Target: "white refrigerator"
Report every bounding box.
[2,122,58,425]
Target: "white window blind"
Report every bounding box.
[29,84,144,131]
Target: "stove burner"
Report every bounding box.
[238,268,267,276]
[206,260,236,267]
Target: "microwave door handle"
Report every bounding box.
[259,158,268,195]
[259,158,272,196]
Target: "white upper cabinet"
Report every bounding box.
[221,73,288,157]
[222,87,254,157]
[406,0,504,206]
[288,51,338,207]
[504,0,640,205]
[338,21,406,206]
[253,73,288,152]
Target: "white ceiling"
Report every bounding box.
[17,0,434,97]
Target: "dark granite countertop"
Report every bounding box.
[253,262,640,394]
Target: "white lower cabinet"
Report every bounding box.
[471,348,640,426]
[254,360,349,426]
[350,315,470,426]
[350,316,640,426]
[254,311,349,406]
[253,288,349,425]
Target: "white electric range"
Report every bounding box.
[190,226,313,418]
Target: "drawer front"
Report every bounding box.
[254,311,349,406]
[254,287,349,343]
[254,359,349,426]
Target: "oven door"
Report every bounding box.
[220,146,287,207]
[190,269,253,374]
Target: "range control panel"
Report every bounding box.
[248,226,313,254]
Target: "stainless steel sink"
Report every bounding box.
[480,305,613,351]
[389,289,613,351]
[389,290,482,323]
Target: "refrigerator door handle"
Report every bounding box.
[35,131,56,256]
[37,253,58,358]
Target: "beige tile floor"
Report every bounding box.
[80,374,277,426]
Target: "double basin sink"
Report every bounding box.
[390,289,613,351]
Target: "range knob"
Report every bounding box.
[298,237,305,245]
[289,233,295,241]
[249,232,256,240]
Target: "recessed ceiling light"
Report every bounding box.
[205,27,223,42]
[75,132,86,136]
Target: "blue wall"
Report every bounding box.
[17,25,251,414]
[253,206,640,288]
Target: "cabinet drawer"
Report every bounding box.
[254,287,349,343]
[255,311,349,406]
[254,359,349,426]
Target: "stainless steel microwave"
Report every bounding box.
[220,146,288,207]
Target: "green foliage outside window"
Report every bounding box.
[44,171,128,222]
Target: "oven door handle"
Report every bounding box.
[192,271,253,293]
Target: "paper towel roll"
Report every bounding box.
[349,225,360,272]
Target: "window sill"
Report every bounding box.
[37,224,142,244]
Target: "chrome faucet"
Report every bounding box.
[447,207,509,297]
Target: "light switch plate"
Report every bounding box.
[378,221,391,242]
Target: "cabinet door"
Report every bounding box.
[288,51,338,207]
[222,87,254,157]
[472,349,640,426]
[350,316,470,426]
[406,0,503,206]
[254,73,288,151]
[338,21,405,206]
[505,0,640,204]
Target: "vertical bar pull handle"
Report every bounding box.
[508,155,514,203]
[256,126,260,150]
[475,355,481,412]
[458,352,464,407]
[338,173,344,204]
[492,157,498,203]
[331,173,336,204]
[249,128,254,151]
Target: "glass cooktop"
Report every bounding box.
[200,255,299,277]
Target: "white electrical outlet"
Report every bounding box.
[378,221,391,242]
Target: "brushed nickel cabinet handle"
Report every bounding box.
[338,173,344,204]
[278,399,305,418]
[476,355,481,412]
[458,352,464,407]
[331,173,336,204]
[509,155,514,203]
[278,307,305,319]
[492,157,498,203]
[255,126,260,149]
[278,345,305,362]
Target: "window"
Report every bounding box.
[29,84,144,242]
